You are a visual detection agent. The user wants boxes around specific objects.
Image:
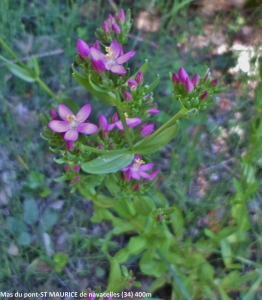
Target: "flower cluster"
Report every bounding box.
[172,67,222,111]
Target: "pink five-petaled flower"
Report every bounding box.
[140,123,154,136]
[48,104,98,142]
[122,155,156,181]
[90,39,136,75]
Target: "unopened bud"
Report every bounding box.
[191,74,199,86]
[135,71,143,84]
[124,91,132,101]
[200,91,208,100]
[211,78,219,87]
[117,9,125,23]
[178,68,188,83]
[112,23,121,34]
[77,40,90,58]
[185,78,194,93]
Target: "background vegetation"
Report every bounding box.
[0,0,262,299]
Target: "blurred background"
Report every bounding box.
[0,0,262,299]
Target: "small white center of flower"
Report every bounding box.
[66,114,78,129]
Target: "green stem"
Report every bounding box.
[0,38,28,69]
[143,107,187,144]
[115,91,134,151]
[36,78,61,103]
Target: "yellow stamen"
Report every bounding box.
[105,46,112,57]
[66,114,76,123]
[134,158,145,167]
[124,112,129,120]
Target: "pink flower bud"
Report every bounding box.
[185,78,194,93]
[97,144,104,150]
[102,21,110,33]
[73,165,80,172]
[127,79,137,90]
[77,40,90,58]
[141,123,154,136]
[93,40,100,50]
[147,108,160,115]
[91,58,106,73]
[135,71,143,84]
[112,112,119,123]
[117,9,125,23]
[211,78,219,87]
[74,175,81,182]
[64,164,70,172]
[203,72,209,82]
[200,91,208,100]
[191,74,199,86]
[112,23,121,34]
[132,184,140,191]
[108,14,115,26]
[172,72,179,84]
[124,91,132,101]
[66,141,75,151]
[157,215,163,221]
[50,108,58,120]
[178,68,188,83]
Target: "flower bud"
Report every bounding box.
[141,123,154,136]
[64,164,70,172]
[73,165,80,172]
[74,175,81,182]
[50,108,58,120]
[93,40,100,50]
[127,79,137,90]
[108,14,115,26]
[124,91,132,101]
[191,74,199,86]
[66,141,74,151]
[77,40,90,58]
[135,71,143,84]
[185,78,194,93]
[117,9,125,23]
[200,91,208,100]
[102,21,110,33]
[157,214,163,221]
[147,108,160,115]
[91,58,106,73]
[112,23,121,34]
[172,72,179,84]
[112,112,119,123]
[178,68,188,83]
[211,77,219,87]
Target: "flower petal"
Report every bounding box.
[90,47,106,61]
[126,118,142,128]
[140,163,154,171]
[115,121,124,130]
[131,171,140,180]
[110,39,120,59]
[64,129,78,141]
[77,123,98,135]
[138,171,151,179]
[111,65,126,75]
[116,51,136,64]
[58,104,74,121]
[99,115,108,130]
[48,120,70,132]
[76,104,91,123]
[107,124,116,131]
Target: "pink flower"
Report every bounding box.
[50,108,58,120]
[124,91,132,101]
[211,78,219,87]
[178,68,188,83]
[102,21,110,33]
[200,91,208,100]
[117,9,125,23]
[135,71,143,84]
[112,23,121,34]
[48,104,98,142]
[172,72,179,84]
[127,79,137,90]
[122,155,155,181]
[191,74,199,86]
[90,39,136,75]
[107,113,141,131]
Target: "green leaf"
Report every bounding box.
[131,59,148,78]
[17,231,32,246]
[81,153,134,174]
[94,194,119,208]
[7,217,27,237]
[72,64,116,106]
[88,74,111,93]
[30,56,40,77]
[23,197,39,225]
[145,74,160,94]
[27,171,45,189]
[139,250,166,278]
[107,256,125,292]
[128,236,147,255]
[105,174,121,196]
[0,55,37,82]
[221,238,232,267]
[254,82,262,109]
[133,195,155,216]
[39,208,59,232]
[134,122,179,154]
[114,248,130,263]
[53,253,68,272]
